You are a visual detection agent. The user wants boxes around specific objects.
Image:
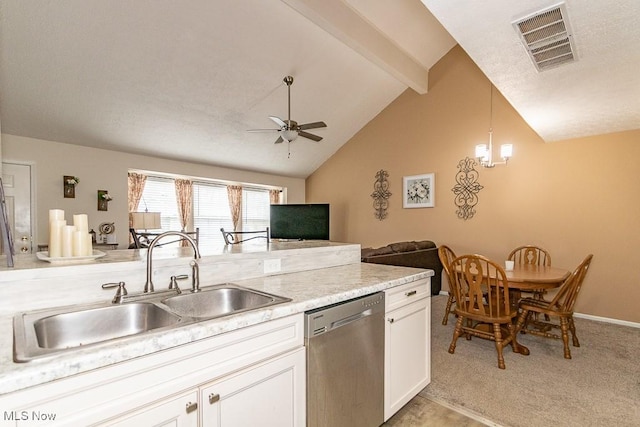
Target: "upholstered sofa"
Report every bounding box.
[361,240,442,295]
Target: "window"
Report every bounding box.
[243,188,270,231]
[193,183,233,246]
[138,177,181,231]
[136,175,276,247]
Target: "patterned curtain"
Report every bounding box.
[227,185,243,232]
[127,172,147,244]
[269,189,281,205]
[175,179,193,247]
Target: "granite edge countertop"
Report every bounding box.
[0,263,433,395]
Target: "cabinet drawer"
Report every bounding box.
[385,278,430,312]
[98,389,199,426]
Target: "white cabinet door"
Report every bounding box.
[384,282,431,421]
[201,347,306,427]
[98,389,199,427]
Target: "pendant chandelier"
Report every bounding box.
[475,84,513,168]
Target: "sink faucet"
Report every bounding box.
[145,231,201,293]
[190,260,200,293]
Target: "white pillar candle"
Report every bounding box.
[73,214,89,234]
[49,209,65,223]
[62,225,75,257]
[86,234,93,256]
[49,220,66,258]
[72,230,88,257]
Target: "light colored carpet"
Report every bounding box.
[421,295,640,427]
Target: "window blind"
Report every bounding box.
[138,175,275,248]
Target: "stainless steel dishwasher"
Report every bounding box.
[305,292,385,427]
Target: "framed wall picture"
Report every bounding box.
[403,173,435,208]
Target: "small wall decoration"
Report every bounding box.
[371,169,392,220]
[63,176,79,198]
[451,157,484,220]
[97,190,112,211]
[403,173,435,208]
[98,222,116,244]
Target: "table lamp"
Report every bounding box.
[130,212,161,231]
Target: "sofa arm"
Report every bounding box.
[361,248,442,295]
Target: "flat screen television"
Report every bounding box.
[270,204,330,241]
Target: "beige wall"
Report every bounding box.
[307,46,640,323]
[2,134,305,248]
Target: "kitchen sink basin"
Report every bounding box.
[14,302,182,361]
[13,284,291,362]
[34,303,181,349]
[161,284,291,319]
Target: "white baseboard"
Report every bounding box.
[437,291,640,329]
[573,312,640,328]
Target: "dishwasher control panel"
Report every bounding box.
[304,292,384,337]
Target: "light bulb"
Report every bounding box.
[475,144,488,160]
[282,130,298,142]
[500,144,513,159]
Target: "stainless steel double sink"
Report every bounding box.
[13,283,291,362]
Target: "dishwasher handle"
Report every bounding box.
[305,292,385,338]
[330,309,372,331]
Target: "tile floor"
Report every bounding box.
[383,395,489,427]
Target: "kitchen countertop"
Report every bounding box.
[0,262,432,395]
[0,240,355,276]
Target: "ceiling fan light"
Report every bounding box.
[282,129,298,142]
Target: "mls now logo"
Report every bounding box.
[4,410,57,421]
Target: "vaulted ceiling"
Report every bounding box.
[1,1,637,178]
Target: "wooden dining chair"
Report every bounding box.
[515,254,593,359]
[438,245,458,325]
[448,254,526,369]
[508,245,552,267]
[508,245,552,306]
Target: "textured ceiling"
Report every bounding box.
[421,0,640,142]
[1,1,637,180]
[0,0,453,178]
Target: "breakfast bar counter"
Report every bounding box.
[0,241,432,396]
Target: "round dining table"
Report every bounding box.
[504,264,571,291]
[451,262,571,357]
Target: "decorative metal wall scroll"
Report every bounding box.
[371,169,392,220]
[451,157,484,220]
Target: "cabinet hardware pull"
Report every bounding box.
[405,290,417,297]
[388,318,395,323]
[185,401,198,413]
[209,393,220,404]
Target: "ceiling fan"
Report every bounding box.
[248,76,327,144]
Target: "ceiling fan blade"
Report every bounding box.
[299,131,323,142]
[298,121,327,130]
[247,128,279,133]
[274,136,284,144]
[269,116,286,127]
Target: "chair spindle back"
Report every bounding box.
[508,245,551,266]
[451,255,512,319]
[548,254,593,313]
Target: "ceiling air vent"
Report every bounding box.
[512,3,577,72]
